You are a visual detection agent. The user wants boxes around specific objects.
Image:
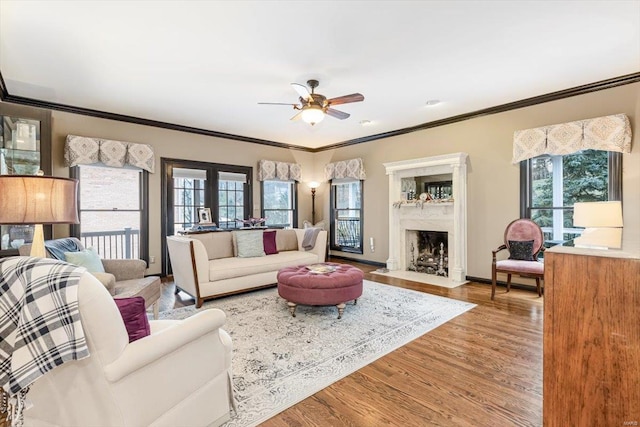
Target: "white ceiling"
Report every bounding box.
[1,1,639,150]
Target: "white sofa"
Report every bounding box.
[167,228,327,308]
[24,269,234,427]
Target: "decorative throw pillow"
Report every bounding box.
[263,230,278,255]
[303,220,326,230]
[508,240,535,261]
[64,247,105,273]
[235,230,266,258]
[114,297,150,343]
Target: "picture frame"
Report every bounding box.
[198,207,213,224]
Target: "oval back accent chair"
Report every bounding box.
[491,218,545,300]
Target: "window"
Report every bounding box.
[72,164,148,260]
[172,168,206,233]
[261,180,297,228]
[330,180,363,253]
[521,150,621,247]
[218,171,248,229]
[161,159,252,275]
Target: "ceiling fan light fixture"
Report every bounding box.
[301,105,325,125]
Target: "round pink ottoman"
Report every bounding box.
[277,263,364,319]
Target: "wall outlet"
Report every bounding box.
[149,255,156,264]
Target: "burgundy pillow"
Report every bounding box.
[263,230,278,255]
[114,296,150,343]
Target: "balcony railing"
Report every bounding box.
[336,218,361,248]
[80,228,140,259]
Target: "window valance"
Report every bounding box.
[64,135,155,173]
[257,160,301,181]
[512,113,632,164]
[325,158,366,180]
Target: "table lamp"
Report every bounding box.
[0,175,79,257]
[573,201,623,249]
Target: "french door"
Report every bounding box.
[161,158,252,275]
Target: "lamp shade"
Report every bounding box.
[573,201,623,228]
[301,106,325,125]
[0,175,79,225]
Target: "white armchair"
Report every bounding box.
[24,270,234,427]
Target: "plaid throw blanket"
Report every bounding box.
[0,257,89,425]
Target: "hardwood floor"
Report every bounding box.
[161,259,543,427]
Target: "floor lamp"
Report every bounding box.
[0,175,79,257]
[308,181,320,225]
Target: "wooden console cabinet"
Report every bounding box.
[544,248,639,426]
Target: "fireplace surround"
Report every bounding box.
[382,153,468,287]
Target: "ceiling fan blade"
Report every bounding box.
[291,83,311,101]
[258,102,298,106]
[327,93,364,106]
[290,111,303,121]
[326,108,350,120]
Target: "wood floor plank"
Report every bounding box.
[165,259,543,426]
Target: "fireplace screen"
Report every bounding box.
[407,230,448,276]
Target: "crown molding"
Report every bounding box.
[317,72,640,151]
[1,70,638,153]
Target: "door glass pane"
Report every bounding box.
[172,168,206,232]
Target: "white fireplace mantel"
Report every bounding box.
[383,153,468,285]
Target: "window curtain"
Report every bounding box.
[325,158,366,180]
[64,135,155,173]
[512,113,632,164]
[257,160,301,181]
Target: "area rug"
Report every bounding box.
[159,280,476,426]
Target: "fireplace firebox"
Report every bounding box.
[407,230,448,276]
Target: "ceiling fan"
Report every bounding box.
[258,79,364,125]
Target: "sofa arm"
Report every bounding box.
[102,259,147,281]
[104,309,227,382]
[294,229,327,263]
[166,236,209,300]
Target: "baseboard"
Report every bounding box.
[328,255,387,268]
[466,275,543,293]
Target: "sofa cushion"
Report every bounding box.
[209,250,318,282]
[235,230,266,258]
[189,232,234,260]
[276,229,298,252]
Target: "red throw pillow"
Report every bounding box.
[263,230,278,255]
[114,296,151,343]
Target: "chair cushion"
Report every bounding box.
[508,240,535,261]
[496,259,544,275]
[65,248,106,273]
[114,296,150,343]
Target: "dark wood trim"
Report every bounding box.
[187,240,204,308]
[466,274,542,292]
[328,255,385,268]
[2,70,638,152]
[329,180,364,254]
[0,81,314,153]
[0,72,8,99]
[140,171,150,264]
[609,152,623,201]
[316,72,640,151]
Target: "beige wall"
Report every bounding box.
[324,82,640,281]
[44,82,639,279]
[50,113,316,274]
